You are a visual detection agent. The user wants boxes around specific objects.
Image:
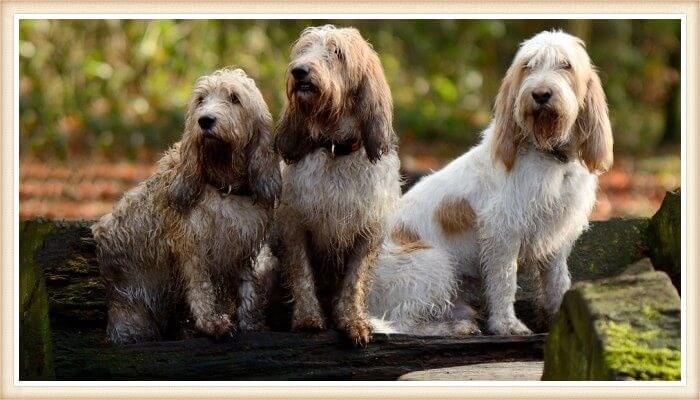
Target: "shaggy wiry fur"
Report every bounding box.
[92,68,281,344]
[367,30,613,336]
[272,25,401,346]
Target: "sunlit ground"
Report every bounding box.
[19,147,680,222]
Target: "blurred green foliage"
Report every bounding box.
[19,19,680,160]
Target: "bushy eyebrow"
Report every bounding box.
[191,86,208,99]
[520,47,572,70]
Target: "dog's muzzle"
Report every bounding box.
[296,81,316,93]
[291,65,317,94]
[201,130,224,142]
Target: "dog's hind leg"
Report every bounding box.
[372,297,481,337]
[535,244,572,322]
[368,243,460,335]
[106,296,161,345]
[447,296,482,336]
[408,319,481,337]
[236,267,266,332]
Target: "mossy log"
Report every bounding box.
[19,221,55,380]
[19,188,678,380]
[22,216,651,330]
[567,218,650,281]
[542,269,681,380]
[21,219,105,328]
[648,188,681,291]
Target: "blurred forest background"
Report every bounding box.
[19,19,681,220]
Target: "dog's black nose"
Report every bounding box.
[532,89,552,105]
[291,65,309,80]
[198,116,216,130]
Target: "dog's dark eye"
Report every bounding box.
[230,93,240,104]
[561,62,572,70]
[334,47,343,60]
[196,95,205,105]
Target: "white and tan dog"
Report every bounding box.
[368,30,613,336]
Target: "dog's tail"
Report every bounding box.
[367,239,459,334]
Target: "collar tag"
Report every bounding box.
[214,182,251,197]
[219,184,233,197]
[331,143,336,158]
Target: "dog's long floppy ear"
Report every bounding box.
[491,65,524,171]
[352,44,396,163]
[247,111,282,208]
[275,105,313,164]
[168,138,204,212]
[576,70,613,173]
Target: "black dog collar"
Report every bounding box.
[546,147,569,163]
[318,138,363,158]
[213,182,251,197]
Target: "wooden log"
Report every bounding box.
[50,328,545,380]
[21,216,651,329]
[18,214,653,380]
[22,219,105,327]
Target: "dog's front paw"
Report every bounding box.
[343,319,373,347]
[196,313,234,337]
[291,311,327,332]
[487,316,532,336]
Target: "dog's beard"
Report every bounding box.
[288,74,319,107]
[525,107,571,151]
[199,136,245,189]
[291,95,317,116]
[293,82,319,105]
[289,75,341,119]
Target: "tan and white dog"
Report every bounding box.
[368,30,613,336]
[93,68,281,344]
[272,25,401,346]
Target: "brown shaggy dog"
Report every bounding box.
[272,25,401,346]
[92,68,281,344]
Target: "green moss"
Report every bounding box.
[543,271,681,381]
[568,218,649,282]
[19,220,56,380]
[19,220,54,307]
[601,321,680,380]
[641,305,660,320]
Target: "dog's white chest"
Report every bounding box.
[189,191,269,263]
[504,154,597,258]
[283,150,401,249]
